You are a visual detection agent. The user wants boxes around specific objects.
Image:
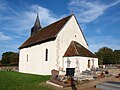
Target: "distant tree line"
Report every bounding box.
[0,52,19,66]
[95,47,120,65]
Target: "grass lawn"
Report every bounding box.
[0,71,54,90]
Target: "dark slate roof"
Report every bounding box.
[19,14,73,49]
[63,41,97,58]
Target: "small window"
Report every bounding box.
[27,55,28,62]
[75,35,77,37]
[45,49,48,61]
[88,60,90,68]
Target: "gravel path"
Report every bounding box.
[46,69,120,90]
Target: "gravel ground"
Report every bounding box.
[46,69,120,90]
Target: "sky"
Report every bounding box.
[0,0,120,58]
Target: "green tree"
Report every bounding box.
[1,52,19,66]
[113,50,120,64]
[95,47,114,65]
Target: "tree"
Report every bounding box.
[113,50,120,64]
[95,47,114,65]
[1,52,19,66]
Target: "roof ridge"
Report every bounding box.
[37,14,73,32]
[19,14,73,49]
[31,14,73,37]
[55,15,73,37]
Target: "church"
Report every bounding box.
[19,14,98,75]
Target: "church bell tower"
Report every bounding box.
[31,13,42,36]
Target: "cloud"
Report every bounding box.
[0,1,61,58]
[68,0,120,53]
[0,32,12,41]
[26,5,58,27]
[68,0,120,23]
[96,28,102,34]
[88,36,120,52]
[0,0,7,11]
[0,2,60,41]
[0,4,59,36]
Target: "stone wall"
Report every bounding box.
[0,66,18,71]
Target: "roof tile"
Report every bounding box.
[19,15,72,49]
[64,41,97,58]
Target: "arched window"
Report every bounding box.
[45,49,48,61]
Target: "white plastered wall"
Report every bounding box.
[19,41,56,75]
[55,15,88,70]
[63,56,98,74]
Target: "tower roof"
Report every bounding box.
[31,13,42,36]
[34,13,42,28]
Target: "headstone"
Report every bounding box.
[51,69,59,79]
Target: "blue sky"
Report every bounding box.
[0,0,120,58]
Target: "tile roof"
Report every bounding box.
[63,41,97,58]
[19,14,73,49]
